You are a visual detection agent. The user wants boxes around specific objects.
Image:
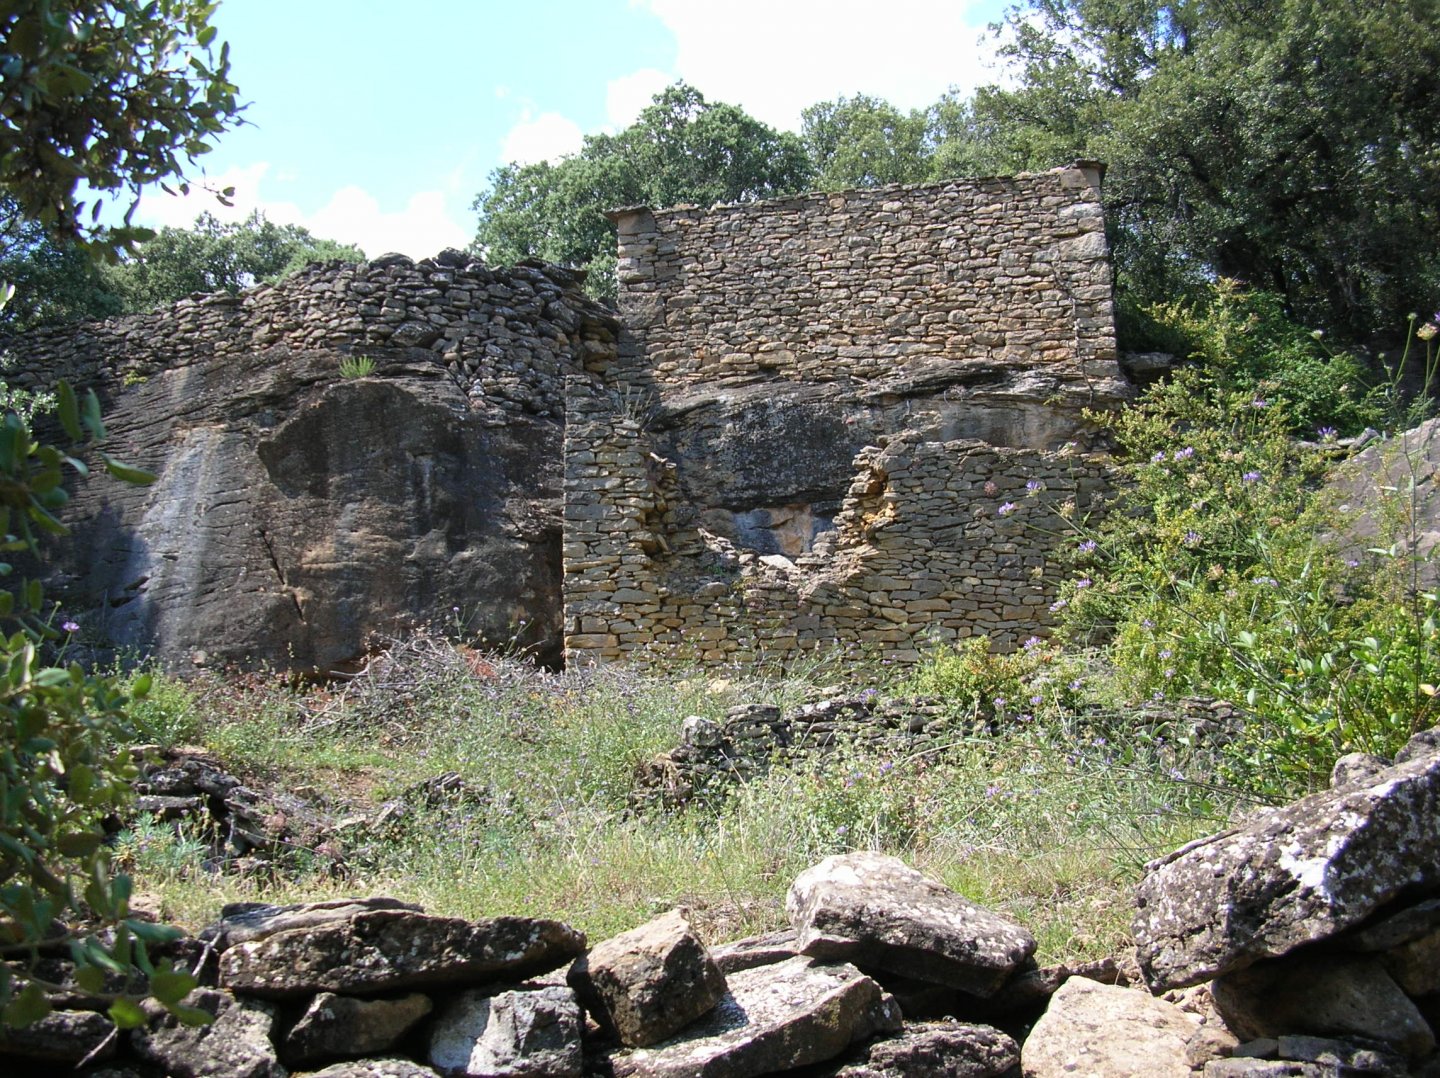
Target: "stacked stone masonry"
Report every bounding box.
[604,162,1124,405]
[566,165,1124,667]
[8,251,617,423]
[565,382,1109,664]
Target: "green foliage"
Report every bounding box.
[906,636,1081,727]
[1142,281,1385,438]
[1057,354,1437,795]
[801,94,930,190]
[338,355,375,380]
[981,0,1440,341]
[0,1,244,257]
[106,210,365,312]
[0,196,123,331]
[472,83,813,299]
[0,373,207,1028]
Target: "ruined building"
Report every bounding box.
[4,164,1129,672]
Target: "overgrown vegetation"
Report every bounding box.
[114,640,1236,962]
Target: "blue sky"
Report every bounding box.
[137,0,1011,258]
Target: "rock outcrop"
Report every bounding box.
[8,254,617,672]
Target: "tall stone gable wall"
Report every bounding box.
[603,162,1121,404]
[565,165,1124,667]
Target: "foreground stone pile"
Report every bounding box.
[6,731,1440,1076]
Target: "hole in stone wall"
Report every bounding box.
[699,503,837,558]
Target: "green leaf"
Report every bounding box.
[72,965,107,994]
[108,996,148,1030]
[149,967,196,1004]
[80,391,105,441]
[56,382,82,441]
[100,454,157,486]
[3,982,52,1027]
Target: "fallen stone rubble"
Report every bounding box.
[5,730,1440,1076]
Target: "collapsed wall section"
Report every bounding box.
[565,166,1125,667]
[564,376,1110,666]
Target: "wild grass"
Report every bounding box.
[118,638,1242,965]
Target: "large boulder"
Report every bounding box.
[1134,747,1440,990]
[51,354,567,672]
[218,908,584,999]
[786,852,1035,996]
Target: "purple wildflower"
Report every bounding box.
[1075,578,1091,589]
[1078,539,1097,554]
[997,501,1017,516]
[1174,446,1195,461]
[61,620,79,633]
[1242,471,1262,482]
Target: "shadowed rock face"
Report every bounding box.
[52,347,567,672]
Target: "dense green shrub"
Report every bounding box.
[1057,332,1437,795]
[0,378,204,1029]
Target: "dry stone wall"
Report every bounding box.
[604,163,1127,418]
[564,375,1109,665]
[565,165,1124,668]
[7,250,615,423]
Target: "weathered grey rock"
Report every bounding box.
[820,1020,1019,1077]
[1276,1034,1408,1075]
[298,1060,442,1078]
[786,852,1035,995]
[1211,953,1435,1060]
[33,256,616,674]
[1203,1062,1324,1077]
[427,985,581,1078]
[607,956,900,1078]
[130,988,283,1078]
[1330,752,1388,788]
[710,928,799,974]
[203,897,424,950]
[1020,978,1204,1078]
[1342,897,1440,952]
[567,907,726,1047]
[219,909,585,998]
[0,1007,115,1063]
[281,991,434,1066]
[1134,750,1440,990]
[1397,725,1440,765]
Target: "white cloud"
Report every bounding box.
[605,68,674,129]
[499,110,585,166]
[635,0,1003,131]
[132,162,471,261]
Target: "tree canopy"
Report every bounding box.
[106,210,365,312]
[472,84,813,298]
[974,0,1440,340]
[0,0,244,258]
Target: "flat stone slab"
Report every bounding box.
[608,955,900,1078]
[1134,749,1440,990]
[786,852,1035,995]
[130,988,283,1078]
[219,908,585,998]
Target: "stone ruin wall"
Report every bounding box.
[603,162,1124,416]
[4,165,1124,672]
[7,251,617,423]
[565,165,1126,667]
[564,380,1109,664]
[3,253,619,671]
